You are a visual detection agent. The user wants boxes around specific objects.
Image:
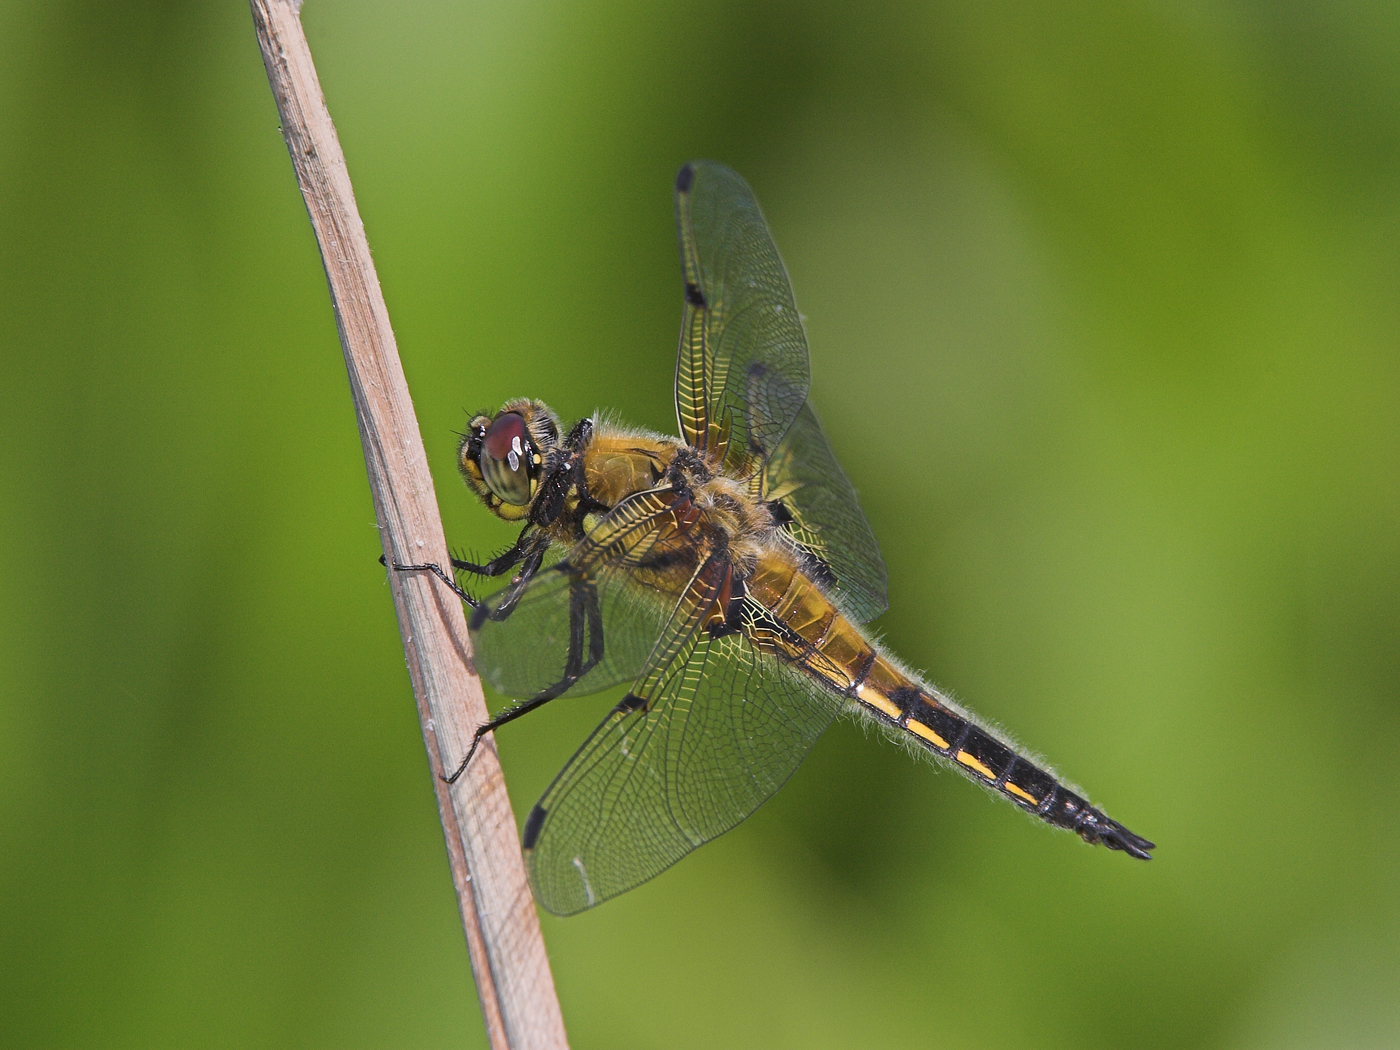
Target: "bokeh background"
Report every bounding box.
[3,1,1399,1047]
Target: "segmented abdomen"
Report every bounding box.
[745,552,1153,858]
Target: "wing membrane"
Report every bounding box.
[763,402,888,622]
[524,601,842,915]
[471,561,671,700]
[674,162,887,620]
[675,161,810,476]
[471,488,699,700]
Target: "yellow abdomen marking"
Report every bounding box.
[855,684,902,720]
[905,718,949,750]
[1005,781,1038,805]
[956,751,995,779]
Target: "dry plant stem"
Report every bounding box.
[248,3,568,1048]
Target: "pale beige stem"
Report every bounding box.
[248,3,568,1047]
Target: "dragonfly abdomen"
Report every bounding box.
[746,552,1153,859]
[857,654,1152,857]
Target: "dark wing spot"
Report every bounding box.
[468,602,490,632]
[766,499,839,589]
[635,548,690,572]
[685,281,706,307]
[522,804,547,849]
[765,499,795,527]
[676,163,695,193]
[615,692,649,713]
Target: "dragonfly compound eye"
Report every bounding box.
[479,412,535,505]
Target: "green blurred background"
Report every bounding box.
[3,1,1398,1046]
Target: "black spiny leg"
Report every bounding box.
[471,534,550,624]
[442,692,559,784]
[444,573,607,783]
[450,529,535,578]
[381,555,479,608]
[387,528,547,613]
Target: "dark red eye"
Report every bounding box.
[483,413,527,464]
[479,412,534,505]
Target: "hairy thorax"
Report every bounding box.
[579,424,677,508]
[576,421,783,584]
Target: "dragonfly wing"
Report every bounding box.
[675,160,810,476]
[762,401,889,622]
[470,488,695,700]
[470,561,668,699]
[523,554,842,915]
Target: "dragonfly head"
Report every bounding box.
[458,399,562,521]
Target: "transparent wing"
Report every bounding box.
[762,401,889,622]
[674,160,810,477]
[470,560,671,699]
[674,163,886,619]
[523,599,842,915]
[470,489,701,700]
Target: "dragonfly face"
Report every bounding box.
[458,398,563,522]
[422,161,1154,916]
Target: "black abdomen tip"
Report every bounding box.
[676,163,696,193]
[1099,820,1155,860]
[1082,810,1155,860]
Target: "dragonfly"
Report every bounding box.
[397,160,1153,916]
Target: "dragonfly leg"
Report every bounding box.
[504,575,604,698]
[387,529,551,615]
[451,527,537,577]
[485,538,550,620]
[443,692,558,783]
[564,575,607,682]
[444,575,606,783]
[383,555,480,608]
